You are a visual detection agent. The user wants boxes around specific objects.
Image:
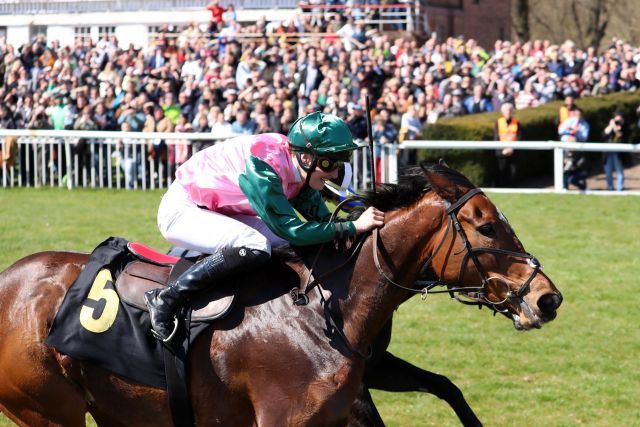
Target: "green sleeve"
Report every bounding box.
[290,186,332,222]
[238,156,356,246]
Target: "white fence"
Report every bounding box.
[1,130,639,194]
[0,130,229,190]
[392,140,640,193]
[0,0,297,15]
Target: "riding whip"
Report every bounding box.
[365,95,376,193]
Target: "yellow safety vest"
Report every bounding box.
[559,106,569,125]
[497,117,520,142]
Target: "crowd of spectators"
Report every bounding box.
[2,3,640,185]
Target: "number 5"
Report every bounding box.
[79,268,120,333]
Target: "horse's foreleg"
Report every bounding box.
[347,383,385,427]
[364,352,482,427]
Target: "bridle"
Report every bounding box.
[289,187,543,358]
[372,188,542,315]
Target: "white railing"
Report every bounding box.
[0,130,229,190]
[0,0,298,15]
[2,130,639,194]
[388,140,640,194]
[298,2,416,33]
[0,129,377,191]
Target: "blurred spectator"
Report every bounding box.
[173,115,192,169]
[268,98,285,133]
[557,95,575,126]
[399,105,422,143]
[73,105,97,180]
[144,104,174,181]
[602,111,627,191]
[489,79,515,112]
[514,81,539,110]
[280,107,296,134]
[494,103,521,187]
[254,113,273,134]
[161,92,181,125]
[0,104,18,171]
[114,121,138,189]
[444,91,465,117]
[207,0,225,33]
[222,4,237,26]
[399,105,422,166]
[117,98,145,131]
[148,47,166,70]
[231,108,256,135]
[211,107,234,137]
[299,54,323,98]
[558,108,589,142]
[372,109,397,182]
[558,108,590,190]
[463,84,493,114]
[347,103,367,140]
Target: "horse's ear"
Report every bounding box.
[438,158,449,168]
[423,169,463,204]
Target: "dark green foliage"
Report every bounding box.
[418,92,640,186]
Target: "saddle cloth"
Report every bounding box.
[46,236,235,389]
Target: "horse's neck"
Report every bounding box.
[338,196,443,353]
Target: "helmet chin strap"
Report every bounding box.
[295,152,318,187]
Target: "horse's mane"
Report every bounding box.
[272,164,475,262]
[350,164,475,216]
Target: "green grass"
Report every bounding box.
[1,189,639,426]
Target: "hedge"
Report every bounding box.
[415,91,640,186]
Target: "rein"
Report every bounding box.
[371,188,542,313]
[289,197,371,358]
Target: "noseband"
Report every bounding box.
[372,188,542,312]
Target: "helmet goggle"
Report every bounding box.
[317,157,343,172]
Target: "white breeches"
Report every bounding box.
[157,183,287,255]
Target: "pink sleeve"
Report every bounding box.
[250,133,295,180]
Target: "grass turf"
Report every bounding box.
[0,188,638,426]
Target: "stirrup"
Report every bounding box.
[150,317,179,343]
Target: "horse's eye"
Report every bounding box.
[477,223,496,237]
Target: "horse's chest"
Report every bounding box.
[305,362,364,420]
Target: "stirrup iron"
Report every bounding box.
[150,317,179,343]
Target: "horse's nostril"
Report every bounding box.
[538,293,562,314]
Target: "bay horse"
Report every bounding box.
[0,164,562,426]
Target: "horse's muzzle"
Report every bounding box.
[537,292,563,322]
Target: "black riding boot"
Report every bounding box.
[144,247,269,342]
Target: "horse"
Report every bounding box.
[0,164,562,426]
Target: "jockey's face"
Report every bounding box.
[297,152,341,191]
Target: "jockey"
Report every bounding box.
[145,112,385,342]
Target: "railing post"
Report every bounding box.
[388,145,398,184]
[65,138,73,190]
[554,147,565,192]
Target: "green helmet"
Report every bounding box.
[288,112,357,159]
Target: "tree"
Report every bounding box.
[526,0,629,50]
[512,0,530,42]
[571,0,610,49]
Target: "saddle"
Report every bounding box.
[118,242,234,322]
